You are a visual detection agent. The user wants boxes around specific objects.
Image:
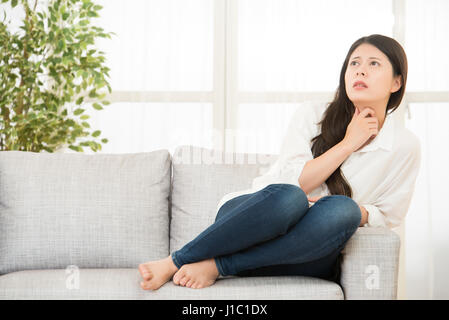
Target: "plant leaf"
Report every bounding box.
[92,103,103,110]
[73,108,84,115]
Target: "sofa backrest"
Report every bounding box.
[0,150,171,275]
[169,145,277,254]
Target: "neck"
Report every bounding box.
[354,101,387,131]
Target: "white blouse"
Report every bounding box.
[216,101,421,230]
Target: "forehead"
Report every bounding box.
[349,43,387,60]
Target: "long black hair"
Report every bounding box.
[310,34,408,197]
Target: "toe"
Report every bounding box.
[138,264,152,281]
[140,281,150,290]
[143,271,152,281]
[180,276,188,286]
[186,279,193,288]
[173,271,182,285]
[138,264,145,276]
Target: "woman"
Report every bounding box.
[138,34,421,291]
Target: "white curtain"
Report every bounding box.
[405,103,449,300]
[403,0,449,300]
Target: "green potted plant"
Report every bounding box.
[0,0,113,153]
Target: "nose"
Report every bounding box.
[356,70,366,76]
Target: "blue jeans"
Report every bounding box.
[171,183,361,283]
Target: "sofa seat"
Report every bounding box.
[0,269,344,300]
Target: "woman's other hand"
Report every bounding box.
[307,196,323,203]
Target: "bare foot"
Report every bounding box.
[138,256,179,290]
[172,258,219,289]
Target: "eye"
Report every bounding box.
[350,61,359,66]
[370,61,380,66]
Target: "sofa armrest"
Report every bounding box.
[340,227,401,300]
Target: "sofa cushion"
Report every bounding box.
[0,150,171,275]
[169,145,277,254]
[0,269,344,300]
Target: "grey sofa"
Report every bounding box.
[0,145,400,300]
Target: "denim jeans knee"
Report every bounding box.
[264,184,309,233]
[328,195,362,231]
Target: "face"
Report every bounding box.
[345,43,401,107]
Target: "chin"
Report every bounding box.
[348,98,366,106]
[348,94,373,105]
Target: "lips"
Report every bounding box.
[353,81,368,88]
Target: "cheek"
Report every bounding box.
[372,73,393,93]
[344,70,351,83]
[344,72,352,90]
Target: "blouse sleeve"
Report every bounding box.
[252,101,321,190]
[361,134,421,229]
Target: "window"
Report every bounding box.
[86,0,215,155]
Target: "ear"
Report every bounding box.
[390,75,402,93]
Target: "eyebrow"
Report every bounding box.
[351,56,382,61]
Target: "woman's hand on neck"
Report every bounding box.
[354,103,386,131]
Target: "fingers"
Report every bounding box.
[354,107,376,118]
[366,118,378,125]
[353,107,376,122]
[356,108,378,126]
[359,107,376,118]
[307,196,322,202]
